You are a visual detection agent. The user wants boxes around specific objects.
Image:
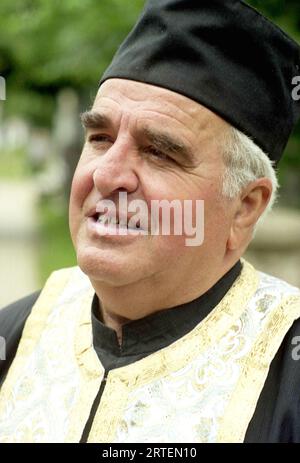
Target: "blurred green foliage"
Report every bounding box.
[38,199,76,284]
[0,148,31,178]
[0,0,145,124]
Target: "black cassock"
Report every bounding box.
[1,260,300,442]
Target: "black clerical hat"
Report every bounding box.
[100,0,300,163]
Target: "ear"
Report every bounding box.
[227,178,273,251]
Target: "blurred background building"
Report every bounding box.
[0,0,299,307]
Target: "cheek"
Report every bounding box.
[203,197,232,248]
[70,161,94,210]
[69,162,94,236]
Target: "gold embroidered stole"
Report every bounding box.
[0,261,299,442]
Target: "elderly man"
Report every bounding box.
[0,0,300,443]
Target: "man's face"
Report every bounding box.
[69,79,233,295]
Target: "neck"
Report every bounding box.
[91,255,240,338]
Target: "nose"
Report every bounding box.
[92,139,139,198]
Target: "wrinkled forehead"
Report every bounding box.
[94,78,230,138]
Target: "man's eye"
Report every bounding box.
[88,134,112,144]
[144,146,169,161]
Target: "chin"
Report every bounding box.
[76,245,140,287]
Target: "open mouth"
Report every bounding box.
[91,213,142,230]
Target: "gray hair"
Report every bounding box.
[221,126,279,224]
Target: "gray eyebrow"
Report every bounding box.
[142,127,196,164]
[80,110,112,130]
[80,110,196,165]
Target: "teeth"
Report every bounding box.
[97,215,120,225]
[96,214,143,230]
[97,215,106,224]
